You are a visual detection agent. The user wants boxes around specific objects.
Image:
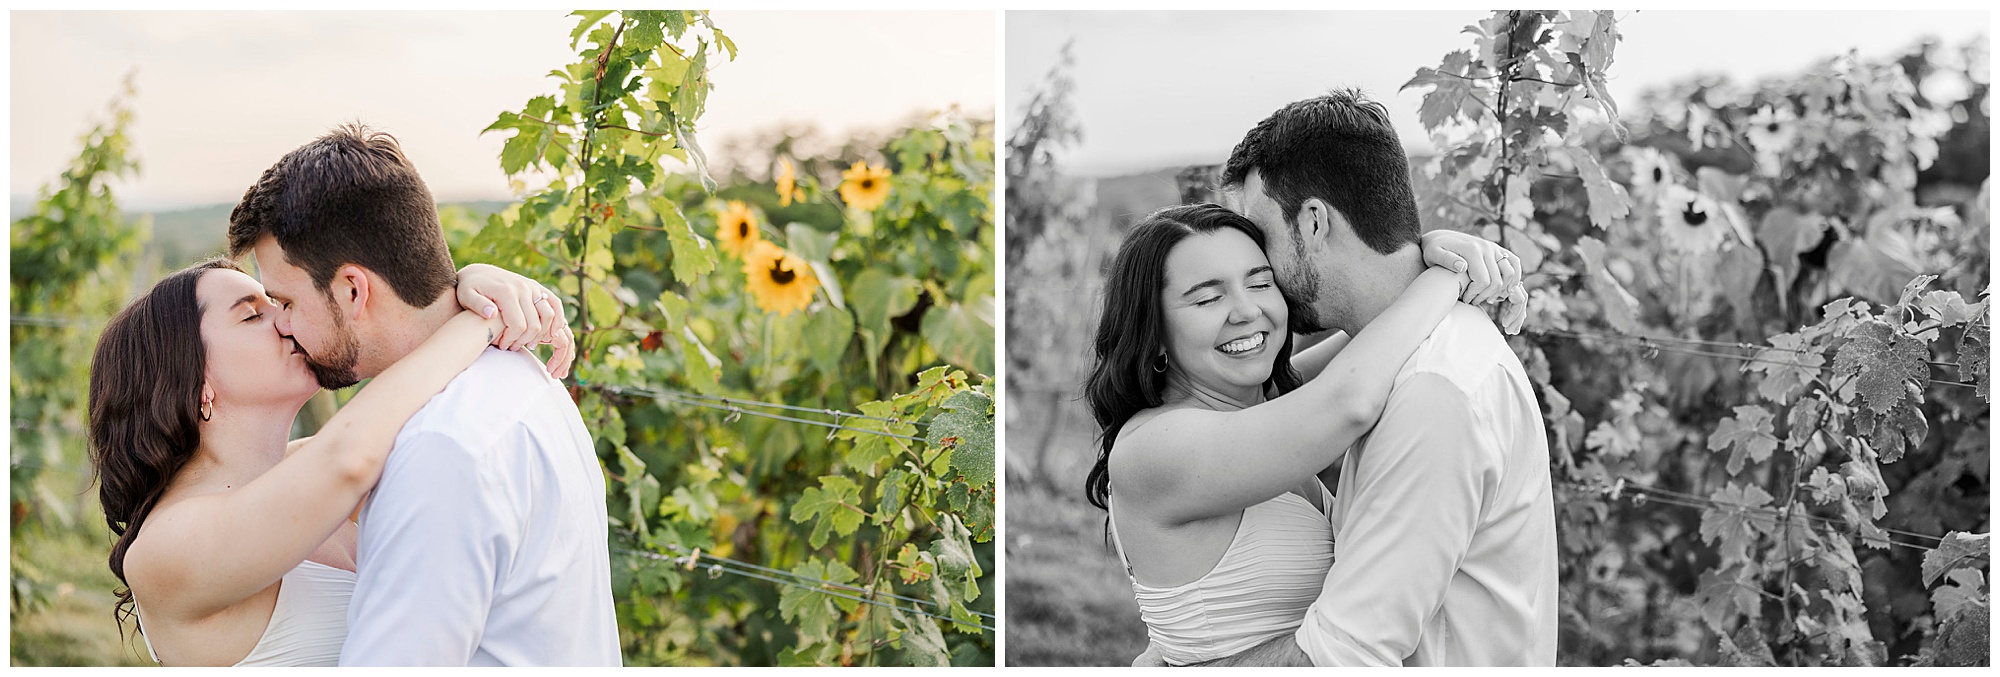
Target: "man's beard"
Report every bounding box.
[299,315,362,389]
[1278,221,1331,335]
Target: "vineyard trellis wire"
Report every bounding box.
[614,544,996,631]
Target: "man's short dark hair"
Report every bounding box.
[1222,88,1422,255]
[227,123,456,307]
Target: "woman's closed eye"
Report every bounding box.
[243,312,264,324]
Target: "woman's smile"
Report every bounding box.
[1217,331,1268,357]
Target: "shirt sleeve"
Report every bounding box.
[339,430,516,666]
[1293,372,1497,666]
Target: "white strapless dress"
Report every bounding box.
[142,560,355,666]
[1110,481,1338,666]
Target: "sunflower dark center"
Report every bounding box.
[737,222,749,238]
[1766,122,1781,133]
[768,261,796,285]
[860,179,875,190]
[1683,204,1709,226]
[1651,167,1664,183]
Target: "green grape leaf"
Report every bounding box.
[675,327,721,393]
[1832,320,1926,415]
[1403,50,1490,129]
[624,11,665,51]
[928,390,995,488]
[1812,530,1866,596]
[791,476,864,548]
[1931,569,1987,624]
[874,469,909,523]
[1558,145,1630,229]
[784,222,839,262]
[893,543,935,584]
[651,197,715,284]
[1707,404,1777,475]
[1746,331,1824,404]
[920,296,995,376]
[1915,290,1984,328]
[568,10,614,49]
[776,557,860,646]
[1859,398,1928,463]
[1959,323,1988,402]
[1806,466,1848,505]
[1694,563,1763,631]
[803,305,855,378]
[1841,457,1889,520]
[945,481,971,512]
[1922,531,1991,587]
[897,607,952,667]
[849,269,922,359]
[928,515,980,583]
[1575,237,1641,333]
[1699,483,1773,565]
[1755,207,1829,295]
[1583,420,1638,458]
[962,487,995,543]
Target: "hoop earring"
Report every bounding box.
[199,401,213,422]
[1152,353,1168,373]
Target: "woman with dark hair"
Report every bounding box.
[1084,203,1519,666]
[87,257,571,666]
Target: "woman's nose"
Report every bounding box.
[1225,292,1257,324]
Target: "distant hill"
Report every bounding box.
[125,200,516,269]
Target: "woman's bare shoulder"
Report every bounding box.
[1106,404,1209,491]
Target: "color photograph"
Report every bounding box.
[1003,9,1988,667]
[11,9,995,667]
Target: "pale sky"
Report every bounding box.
[9,10,996,210]
[1006,10,1990,177]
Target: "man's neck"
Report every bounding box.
[362,292,462,377]
[1335,246,1426,335]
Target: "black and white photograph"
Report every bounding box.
[1003,10,1989,667]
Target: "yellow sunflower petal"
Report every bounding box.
[838,160,893,211]
[743,240,818,316]
[716,200,760,258]
[777,158,797,208]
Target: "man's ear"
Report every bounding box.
[330,264,373,321]
[1298,197,1348,248]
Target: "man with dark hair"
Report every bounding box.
[1202,89,1557,666]
[230,124,619,666]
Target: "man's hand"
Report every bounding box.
[1132,641,1168,667]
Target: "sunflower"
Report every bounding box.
[743,240,818,316]
[716,200,760,258]
[1746,105,1797,175]
[1657,184,1726,254]
[838,160,893,211]
[775,158,806,207]
[1624,146,1675,200]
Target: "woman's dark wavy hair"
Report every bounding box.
[88,256,241,635]
[1082,203,1303,511]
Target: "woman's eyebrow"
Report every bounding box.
[229,294,263,311]
[1246,265,1274,278]
[1179,278,1225,298]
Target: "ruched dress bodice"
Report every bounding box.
[141,560,354,666]
[1111,484,1336,666]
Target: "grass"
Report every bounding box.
[11,521,153,666]
[1003,480,1150,667]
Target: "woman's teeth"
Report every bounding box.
[1218,332,1266,355]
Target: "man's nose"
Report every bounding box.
[274,310,293,336]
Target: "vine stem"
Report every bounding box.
[1491,10,1520,251]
